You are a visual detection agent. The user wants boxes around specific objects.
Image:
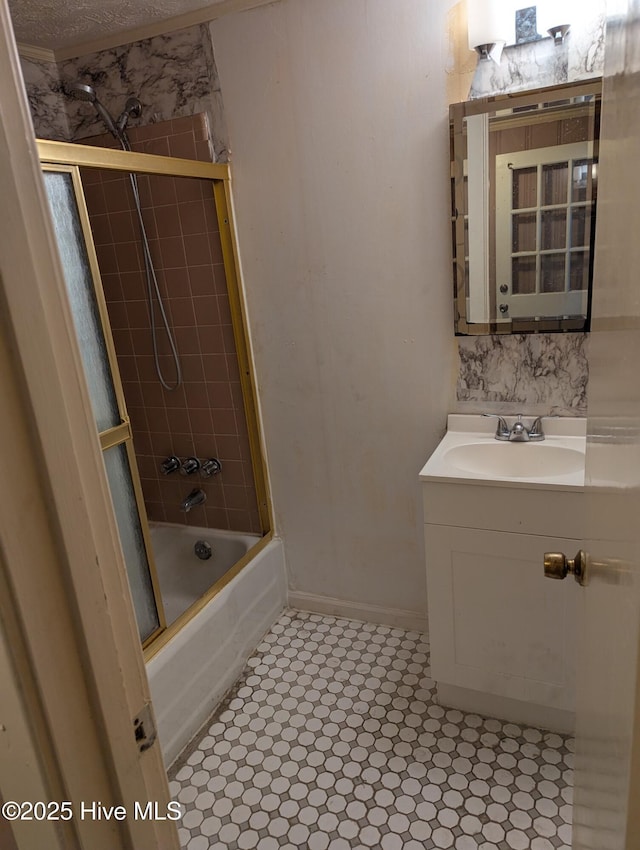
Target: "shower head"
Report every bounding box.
[117,97,143,134]
[67,82,97,102]
[66,81,119,140]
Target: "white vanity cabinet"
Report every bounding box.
[419,415,586,733]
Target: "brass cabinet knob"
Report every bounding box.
[544,550,589,586]
[544,552,569,580]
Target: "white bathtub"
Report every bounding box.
[146,524,287,766]
[150,522,261,626]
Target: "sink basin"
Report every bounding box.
[443,442,585,479]
[419,414,587,489]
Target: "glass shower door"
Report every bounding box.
[42,167,165,644]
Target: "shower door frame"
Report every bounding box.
[37,140,273,653]
[41,161,167,646]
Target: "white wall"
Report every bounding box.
[211,0,456,625]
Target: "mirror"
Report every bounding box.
[450,79,601,335]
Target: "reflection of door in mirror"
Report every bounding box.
[496,143,594,320]
[450,79,601,335]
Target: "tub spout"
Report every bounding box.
[180,488,206,512]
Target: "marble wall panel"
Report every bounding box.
[456,333,588,415]
[20,56,70,140]
[58,24,228,160]
[20,23,229,160]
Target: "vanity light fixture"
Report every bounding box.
[535,0,574,43]
[467,0,507,61]
[468,1,576,60]
[547,23,571,43]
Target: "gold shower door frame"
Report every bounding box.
[38,141,273,654]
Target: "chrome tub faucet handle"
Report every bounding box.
[160,455,180,474]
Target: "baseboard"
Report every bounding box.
[287,590,428,635]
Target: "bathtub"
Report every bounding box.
[150,522,261,626]
[146,523,287,766]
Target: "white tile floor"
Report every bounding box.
[169,609,573,850]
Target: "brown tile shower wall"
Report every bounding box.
[81,115,261,533]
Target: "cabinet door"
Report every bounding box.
[425,525,578,711]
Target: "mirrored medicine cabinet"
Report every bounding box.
[450,78,601,335]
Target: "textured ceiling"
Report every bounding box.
[9,0,230,52]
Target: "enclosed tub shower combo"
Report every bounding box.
[39,91,286,763]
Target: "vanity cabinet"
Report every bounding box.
[420,414,586,732]
[420,417,586,734]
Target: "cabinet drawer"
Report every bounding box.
[423,482,584,538]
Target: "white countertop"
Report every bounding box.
[419,414,586,491]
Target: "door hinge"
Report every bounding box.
[133,703,157,753]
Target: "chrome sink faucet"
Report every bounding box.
[483,413,554,442]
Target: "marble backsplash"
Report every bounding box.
[456,333,588,415]
[20,23,229,160]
